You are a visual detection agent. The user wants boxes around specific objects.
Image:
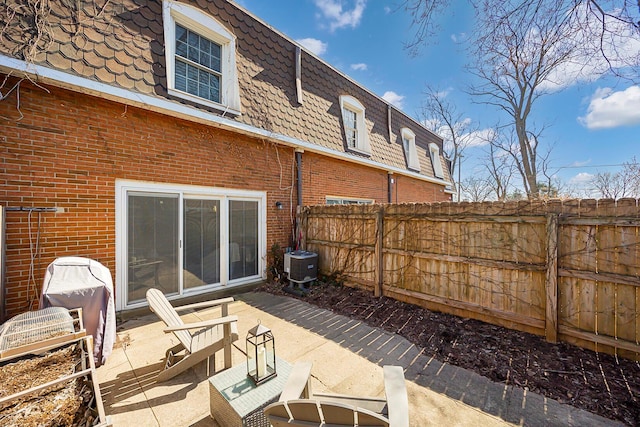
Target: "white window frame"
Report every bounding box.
[429,143,445,179]
[115,180,266,311]
[339,95,371,155]
[401,128,421,172]
[163,0,241,115]
[326,196,374,205]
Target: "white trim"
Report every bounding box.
[162,0,241,113]
[326,196,374,205]
[429,143,445,179]
[0,55,451,187]
[339,95,371,155]
[115,179,266,311]
[401,128,421,172]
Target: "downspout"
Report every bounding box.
[295,149,303,249]
[387,172,394,204]
[295,149,303,208]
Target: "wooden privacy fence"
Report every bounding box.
[299,199,640,360]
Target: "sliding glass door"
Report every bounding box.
[127,193,179,303]
[229,200,258,280]
[118,181,265,309]
[184,198,220,289]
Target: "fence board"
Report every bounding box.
[300,200,640,360]
[579,279,597,335]
[559,276,581,330]
[596,281,616,338]
[616,225,640,277]
[616,283,636,343]
[597,224,618,274]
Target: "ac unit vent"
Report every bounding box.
[284,251,318,284]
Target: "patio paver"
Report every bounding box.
[95,291,624,427]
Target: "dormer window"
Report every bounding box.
[401,128,420,172]
[429,143,445,179]
[175,25,221,103]
[163,1,241,114]
[339,95,371,155]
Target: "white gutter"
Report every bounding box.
[0,55,452,187]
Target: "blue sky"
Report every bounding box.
[236,0,640,196]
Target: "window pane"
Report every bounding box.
[127,194,179,304]
[175,60,187,92]
[176,25,188,44]
[187,76,198,96]
[211,43,221,72]
[209,75,220,102]
[343,108,357,128]
[347,130,357,148]
[184,199,220,288]
[201,52,211,69]
[229,200,258,280]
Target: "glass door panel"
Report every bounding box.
[127,193,179,303]
[184,199,221,289]
[229,200,258,280]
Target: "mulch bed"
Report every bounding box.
[259,279,640,426]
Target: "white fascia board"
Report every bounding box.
[0,55,452,187]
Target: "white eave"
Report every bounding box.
[0,55,452,187]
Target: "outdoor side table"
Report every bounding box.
[209,357,292,427]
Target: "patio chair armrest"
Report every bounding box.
[279,361,313,401]
[173,297,235,312]
[163,315,238,332]
[383,365,409,427]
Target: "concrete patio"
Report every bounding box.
[95,291,623,426]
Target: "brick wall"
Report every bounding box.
[0,77,449,316]
[301,152,451,205]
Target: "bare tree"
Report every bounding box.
[460,175,494,202]
[418,85,478,178]
[402,0,639,199]
[591,157,640,198]
[402,0,640,78]
[483,136,516,201]
[467,1,588,198]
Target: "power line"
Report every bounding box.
[551,163,628,169]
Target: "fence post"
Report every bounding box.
[374,206,384,297]
[545,213,559,343]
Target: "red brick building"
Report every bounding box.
[0,0,453,315]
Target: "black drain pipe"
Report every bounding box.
[294,150,303,249]
[296,150,303,207]
[387,172,394,203]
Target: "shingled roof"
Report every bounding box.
[0,0,452,185]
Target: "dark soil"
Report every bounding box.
[259,279,640,426]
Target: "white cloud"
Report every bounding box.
[570,159,592,167]
[350,63,367,71]
[570,172,594,185]
[296,38,328,56]
[579,86,640,129]
[382,91,404,109]
[539,5,640,91]
[450,33,467,43]
[460,128,495,148]
[427,116,493,151]
[314,0,367,32]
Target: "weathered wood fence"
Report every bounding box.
[299,199,640,360]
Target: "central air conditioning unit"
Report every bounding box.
[283,250,318,285]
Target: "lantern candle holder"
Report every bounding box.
[246,321,277,385]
